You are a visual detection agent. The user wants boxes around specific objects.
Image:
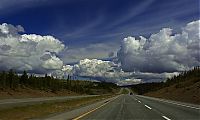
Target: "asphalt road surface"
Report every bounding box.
[75,94,200,120]
[0,95,98,109]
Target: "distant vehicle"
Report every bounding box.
[129,92,133,95]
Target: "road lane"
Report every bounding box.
[37,90,200,120]
[135,95,200,120]
[77,94,199,120]
[80,94,163,120]
[0,95,99,109]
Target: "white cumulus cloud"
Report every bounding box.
[62,58,131,82]
[0,23,65,72]
[117,20,200,73]
[117,78,142,86]
[42,54,63,70]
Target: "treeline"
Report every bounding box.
[165,66,200,86]
[130,82,164,95]
[0,70,118,94]
[131,66,200,94]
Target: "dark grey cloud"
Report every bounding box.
[0,45,11,51]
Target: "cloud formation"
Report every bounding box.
[0,20,199,85]
[116,78,142,86]
[61,43,118,64]
[62,58,131,82]
[0,23,65,72]
[61,20,199,84]
[117,20,200,73]
[130,72,179,83]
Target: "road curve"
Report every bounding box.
[76,94,200,120]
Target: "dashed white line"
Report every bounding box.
[138,100,141,103]
[162,116,171,120]
[144,105,152,109]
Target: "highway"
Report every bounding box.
[43,93,200,120]
[76,94,200,120]
[3,88,199,120]
[0,95,99,109]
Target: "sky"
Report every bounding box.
[0,0,199,85]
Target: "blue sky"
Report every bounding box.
[0,0,199,83]
[1,0,198,48]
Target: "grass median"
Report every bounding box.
[0,95,114,120]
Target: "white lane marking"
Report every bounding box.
[145,105,152,109]
[138,100,141,103]
[162,116,171,120]
[158,99,200,110]
[137,95,200,110]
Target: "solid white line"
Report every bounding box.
[155,99,200,110]
[145,105,152,109]
[159,99,200,110]
[137,95,200,110]
[162,116,171,120]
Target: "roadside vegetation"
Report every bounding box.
[130,66,200,104]
[0,70,119,98]
[0,95,114,120]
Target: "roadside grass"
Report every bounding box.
[0,95,114,120]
